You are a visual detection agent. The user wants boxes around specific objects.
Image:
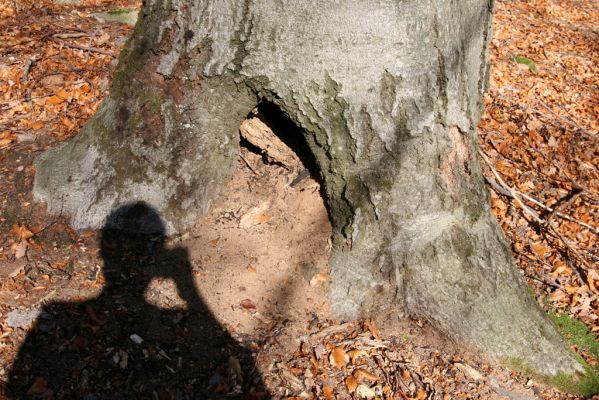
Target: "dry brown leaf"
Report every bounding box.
[401,369,410,381]
[46,95,64,105]
[26,377,48,396]
[14,241,27,259]
[240,298,257,309]
[322,385,334,399]
[254,213,271,224]
[416,388,428,400]
[18,225,34,240]
[345,375,358,393]
[549,290,568,303]
[0,137,12,148]
[310,272,328,286]
[329,347,349,369]
[348,348,367,364]
[85,304,106,325]
[530,242,551,258]
[31,121,44,130]
[353,368,379,383]
[364,319,380,339]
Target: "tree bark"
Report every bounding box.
[33,0,586,382]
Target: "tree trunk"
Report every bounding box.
[33,0,586,383]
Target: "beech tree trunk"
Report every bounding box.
[34,0,586,382]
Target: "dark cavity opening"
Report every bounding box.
[239,101,324,189]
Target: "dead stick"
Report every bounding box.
[535,96,598,141]
[54,40,116,57]
[239,152,258,175]
[21,57,36,83]
[52,32,89,39]
[484,175,598,235]
[479,150,544,225]
[479,149,594,273]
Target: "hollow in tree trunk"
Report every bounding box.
[33,0,587,386]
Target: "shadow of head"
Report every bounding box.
[100,201,169,293]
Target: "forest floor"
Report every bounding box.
[0,0,597,399]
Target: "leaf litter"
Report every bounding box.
[0,0,597,398]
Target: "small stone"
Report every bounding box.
[6,308,41,329]
[454,362,484,381]
[130,334,144,344]
[0,259,27,278]
[17,133,36,143]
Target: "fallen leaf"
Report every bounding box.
[310,272,328,286]
[26,377,48,396]
[355,384,376,399]
[345,375,358,393]
[85,304,105,325]
[530,242,551,258]
[348,348,367,364]
[0,137,12,148]
[56,88,71,100]
[254,213,271,224]
[454,362,484,380]
[240,298,257,309]
[329,347,349,369]
[416,388,428,400]
[322,385,334,400]
[239,202,271,229]
[364,319,380,339]
[353,368,379,383]
[18,225,34,240]
[14,241,27,259]
[31,121,44,130]
[46,95,64,105]
[40,74,64,86]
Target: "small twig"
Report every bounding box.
[526,96,599,140]
[485,175,598,235]
[21,56,37,83]
[32,196,65,238]
[239,152,258,175]
[52,33,89,39]
[479,149,544,225]
[309,322,354,340]
[524,271,564,290]
[479,149,594,273]
[54,40,116,58]
[10,0,19,15]
[535,96,598,141]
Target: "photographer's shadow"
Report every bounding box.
[8,202,267,399]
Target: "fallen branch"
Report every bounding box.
[483,175,598,235]
[54,40,116,58]
[21,56,37,83]
[239,152,258,175]
[535,96,598,141]
[478,149,594,273]
[52,33,89,39]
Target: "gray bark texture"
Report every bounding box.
[33,0,586,381]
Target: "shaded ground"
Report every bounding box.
[0,0,597,399]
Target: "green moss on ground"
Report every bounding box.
[504,313,599,396]
[549,312,599,397]
[107,8,132,15]
[549,313,599,361]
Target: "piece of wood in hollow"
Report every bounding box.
[239,117,301,170]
